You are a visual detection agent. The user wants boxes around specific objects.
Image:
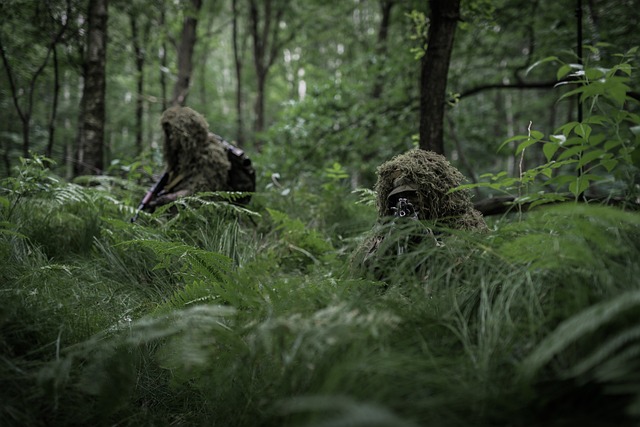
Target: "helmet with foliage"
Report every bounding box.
[351,149,487,279]
[375,148,486,230]
[161,106,231,194]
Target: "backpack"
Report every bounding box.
[211,133,256,205]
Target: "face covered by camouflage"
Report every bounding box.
[375,148,487,230]
[351,149,487,279]
[160,106,231,196]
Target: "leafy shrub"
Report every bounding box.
[455,46,640,209]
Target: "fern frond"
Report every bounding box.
[174,193,260,218]
[120,240,234,283]
[352,187,377,206]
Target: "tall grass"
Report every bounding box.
[1,159,640,426]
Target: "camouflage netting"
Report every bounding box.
[161,106,231,194]
[374,148,487,230]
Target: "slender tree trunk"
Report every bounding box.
[0,42,31,158]
[0,33,57,158]
[371,0,394,100]
[46,0,72,159]
[171,0,203,107]
[254,72,266,139]
[159,5,168,111]
[419,0,460,155]
[248,0,290,150]
[2,138,10,176]
[130,12,146,155]
[46,44,61,158]
[248,0,268,139]
[361,0,396,169]
[76,0,109,175]
[232,0,245,146]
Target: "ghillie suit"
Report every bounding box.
[352,148,487,279]
[147,106,255,209]
[375,149,486,228]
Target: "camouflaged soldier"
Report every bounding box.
[147,106,255,209]
[352,148,487,274]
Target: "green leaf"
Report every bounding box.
[498,134,531,152]
[545,175,577,187]
[525,56,560,75]
[606,81,631,107]
[574,123,592,140]
[577,149,605,168]
[604,140,623,151]
[557,121,579,137]
[588,133,605,147]
[559,87,587,103]
[569,177,590,197]
[600,159,618,172]
[611,63,632,76]
[557,64,572,80]
[583,115,607,125]
[515,138,538,155]
[558,145,586,161]
[585,67,605,80]
[543,142,559,162]
[530,130,544,140]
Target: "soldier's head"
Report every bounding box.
[160,106,210,169]
[374,149,486,230]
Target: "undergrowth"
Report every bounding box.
[1,154,640,427]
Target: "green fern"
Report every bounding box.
[121,240,233,282]
[160,280,221,310]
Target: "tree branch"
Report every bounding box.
[458,80,560,100]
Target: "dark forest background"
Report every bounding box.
[2,0,637,192]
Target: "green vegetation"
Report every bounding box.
[2,94,640,425]
[2,1,640,426]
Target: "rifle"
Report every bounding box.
[391,197,418,220]
[210,132,253,167]
[130,172,170,222]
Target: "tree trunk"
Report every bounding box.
[46,44,61,158]
[171,0,203,107]
[159,4,168,111]
[232,0,245,146]
[0,39,32,159]
[419,0,460,155]
[248,0,268,141]
[371,0,394,100]
[130,12,147,156]
[248,0,291,150]
[0,19,62,159]
[76,0,109,176]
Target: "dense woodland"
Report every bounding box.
[2,0,640,426]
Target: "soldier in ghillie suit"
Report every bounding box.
[352,148,487,278]
[145,106,255,210]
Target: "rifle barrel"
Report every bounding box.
[130,172,170,222]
